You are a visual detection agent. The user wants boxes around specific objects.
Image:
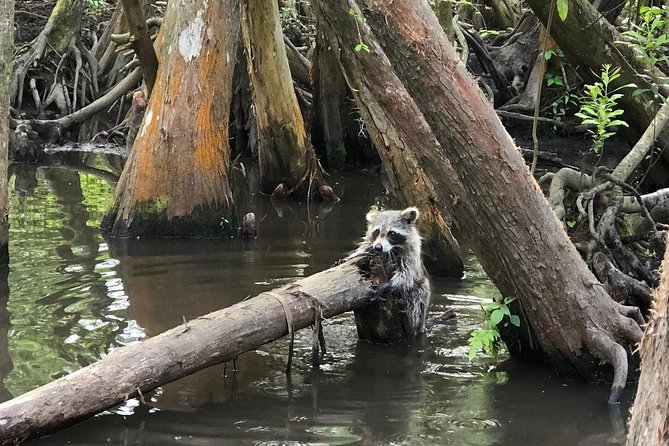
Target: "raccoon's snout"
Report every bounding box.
[374,243,384,252]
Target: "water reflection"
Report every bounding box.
[0,166,628,446]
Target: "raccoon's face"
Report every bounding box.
[365,207,420,254]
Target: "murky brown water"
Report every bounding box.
[1,162,631,445]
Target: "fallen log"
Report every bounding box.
[0,261,374,445]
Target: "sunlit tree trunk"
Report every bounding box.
[315,0,644,403]
[241,0,330,197]
[0,0,12,264]
[101,0,239,237]
[627,243,669,445]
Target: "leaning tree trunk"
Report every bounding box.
[0,0,12,264]
[627,243,669,445]
[313,17,463,278]
[527,0,669,185]
[101,0,240,238]
[0,261,374,444]
[315,0,644,403]
[241,0,330,198]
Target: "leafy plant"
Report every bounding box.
[575,64,635,155]
[545,72,564,87]
[544,48,564,61]
[620,6,668,67]
[468,296,520,361]
[551,91,579,124]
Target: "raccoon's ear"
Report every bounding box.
[366,209,379,223]
[400,207,420,224]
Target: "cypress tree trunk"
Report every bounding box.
[101,0,240,237]
[241,0,331,198]
[0,0,12,264]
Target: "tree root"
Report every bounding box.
[20,67,143,141]
[544,167,592,223]
[584,323,629,405]
[592,252,653,312]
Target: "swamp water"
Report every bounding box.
[0,164,631,445]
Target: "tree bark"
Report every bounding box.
[101,0,239,238]
[311,29,347,171]
[0,262,374,445]
[313,6,465,278]
[316,0,644,402]
[526,0,669,185]
[241,0,330,197]
[627,243,669,446]
[0,0,12,265]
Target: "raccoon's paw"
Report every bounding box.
[371,282,391,301]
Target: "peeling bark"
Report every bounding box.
[627,243,669,445]
[101,0,239,237]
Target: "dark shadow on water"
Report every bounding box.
[0,265,12,402]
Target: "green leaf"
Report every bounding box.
[490,309,504,326]
[567,219,576,228]
[355,43,363,52]
[557,0,569,21]
[510,315,521,327]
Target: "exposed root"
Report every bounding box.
[584,323,628,405]
[546,168,592,223]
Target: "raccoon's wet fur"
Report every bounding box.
[348,206,431,342]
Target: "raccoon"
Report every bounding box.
[348,206,431,339]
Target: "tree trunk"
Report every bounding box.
[0,0,12,264]
[101,0,239,238]
[527,0,669,186]
[314,7,464,278]
[0,262,374,444]
[315,0,644,402]
[311,29,347,171]
[241,0,330,198]
[627,243,669,446]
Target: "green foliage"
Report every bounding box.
[348,7,371,53]
[545,72,564,87]
[468,296,520,361]
[551,91,579,124]
[84,0,106,15]
[620,6,668,68]
[557,0,569,21]
[544,48,564,60]
[575,65,635,154]
[479,29,502,38]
